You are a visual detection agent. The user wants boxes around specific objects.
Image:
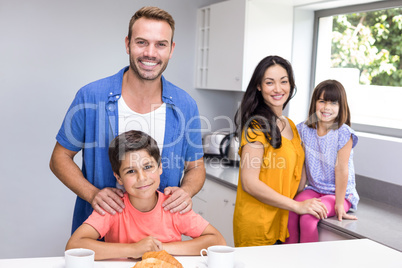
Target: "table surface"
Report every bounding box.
[1,239,401,268]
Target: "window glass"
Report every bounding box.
[315,7,402,134]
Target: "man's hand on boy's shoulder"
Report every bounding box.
[91,187,125,216]
[162,187,192,214]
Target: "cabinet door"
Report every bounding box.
[203,178,236,246]
[318,224,356,242]
[196,0,246,91]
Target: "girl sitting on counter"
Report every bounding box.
[233,55,328,247]
[286,79,359,244]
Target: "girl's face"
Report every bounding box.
[315,92,339,125]
[257,65,290,113]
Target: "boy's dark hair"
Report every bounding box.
[108,130,161,176]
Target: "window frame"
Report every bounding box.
[311,0,402,138]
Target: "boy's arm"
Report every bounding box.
[66,224,162,260]
[162,224,226,256]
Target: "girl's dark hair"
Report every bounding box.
[234,55,296,149]
[108,130,160,176]
[306,79,351,129]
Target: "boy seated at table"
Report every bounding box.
[66,130,226,260]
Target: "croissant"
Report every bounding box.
[133,250,183,268]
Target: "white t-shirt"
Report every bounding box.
[117,96,166,189]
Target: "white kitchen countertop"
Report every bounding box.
[1,239,400,268]
[204,158,402,252]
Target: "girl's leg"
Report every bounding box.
[299,195,352,243]
[285,189,321,244]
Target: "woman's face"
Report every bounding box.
[257,64,290,113]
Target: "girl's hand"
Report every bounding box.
[296,198,328,219]
[335,204,358,221]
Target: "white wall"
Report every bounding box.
[0,0,224,259]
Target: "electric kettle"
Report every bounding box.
[219,132,240,165]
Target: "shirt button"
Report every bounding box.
[108,104,116,111]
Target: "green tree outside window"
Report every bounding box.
[331,7,402,87]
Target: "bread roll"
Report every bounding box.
[133,250,183,268]
[132,257,177,268]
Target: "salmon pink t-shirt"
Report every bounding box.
[84,191,209,243]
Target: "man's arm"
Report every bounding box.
[163,157,206,214]
[49,142,125,215]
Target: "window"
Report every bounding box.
[313,2,402,138]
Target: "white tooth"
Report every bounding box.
[143,61,157,66]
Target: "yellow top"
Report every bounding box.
[233,118,304,246]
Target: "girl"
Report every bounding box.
[233,56,328,247]
[286,79,359,244]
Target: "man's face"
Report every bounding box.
[125,17,175,81]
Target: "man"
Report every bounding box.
[50,6,205,233]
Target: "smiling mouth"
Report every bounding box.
[321,112,332,117]
[141,61,157,67]
[272,94,284,100]
[136,183,153,190]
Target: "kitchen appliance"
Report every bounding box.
[202,132,229,157]
[219,132,240,166]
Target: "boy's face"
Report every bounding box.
[115,149,162,199]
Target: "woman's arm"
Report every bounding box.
[240,142,327,219]
[334,137,358,221]
[66,224,162,260]
[162,224,226,255]
[297,164,307,194]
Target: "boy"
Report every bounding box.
[66,130,225,260]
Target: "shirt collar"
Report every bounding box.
[108,66,176,106]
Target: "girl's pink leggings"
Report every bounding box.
[285,189,352,243]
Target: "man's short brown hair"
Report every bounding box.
[128,6,175,44]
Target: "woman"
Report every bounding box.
[233,55,328,246]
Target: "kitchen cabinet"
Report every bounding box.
[195,0,294,91]
[318,223,357,242]
[193,176,236,246]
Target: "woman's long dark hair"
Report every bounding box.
[234,55,296,149]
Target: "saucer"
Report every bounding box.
[196,260,245,268]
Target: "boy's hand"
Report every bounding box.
[91,187,125,216]
[131,236,163,259]
[163,187,192,214]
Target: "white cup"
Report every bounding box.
[200,245,235,268]
[65,248,95,268]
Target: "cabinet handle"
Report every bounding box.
[224,199,228,203]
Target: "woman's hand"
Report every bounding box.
[335,203,358,221]
[295,198,328,219]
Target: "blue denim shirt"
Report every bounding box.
[56,66,204,233]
